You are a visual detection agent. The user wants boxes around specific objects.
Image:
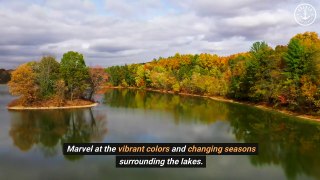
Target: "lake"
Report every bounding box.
[1,84,320,180]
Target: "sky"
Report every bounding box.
[0,0,320,68]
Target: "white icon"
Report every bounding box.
[294,3,317,26]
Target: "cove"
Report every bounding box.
[1,85,320,180]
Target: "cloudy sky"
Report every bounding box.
[0,0,319,68]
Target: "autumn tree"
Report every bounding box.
[283,32,320,110]
[248,41,275,102]
[60,51,89,101]
[7,51,98,107]
[54,79,67,106]
[88,66,108,100]
[134,65,147,88]
[8,63,38,105]
[104,31,320,113]
[228,53,249,99]
[267,45,288,105]
[34,56,60,98]
[105,66,122,86]
[284,39,306,81]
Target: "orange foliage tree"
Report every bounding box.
[8,63,38,105]
[88,66,108,100]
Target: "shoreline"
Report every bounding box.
[7,103,98,110]
[105,86,320,122]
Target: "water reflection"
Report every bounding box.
[9,108,107,161]
[104,89,320,180]
[227,105,320,179]
[103,89,229,124]
[7,88,320,179]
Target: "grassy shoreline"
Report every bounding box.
[105,86,320,122]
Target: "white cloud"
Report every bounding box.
[225,10,294,28]
[0,0,319,68]
[104,0,165,19]
[44,0,96,12]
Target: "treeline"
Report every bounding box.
[8,51,108,106]
[0,69,12,84]
[106,32,320,114]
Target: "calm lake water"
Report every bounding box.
[1,84,320,180]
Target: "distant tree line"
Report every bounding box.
[105,32,320,114]
[8,51,108,106]
[0,69,12,84]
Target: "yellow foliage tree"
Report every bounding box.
[292,32,320,54]
[301,75,317,102]
[8,63,38,105]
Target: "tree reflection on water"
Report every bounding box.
[104,89,320,180]
[8,88,320,179]
[9,108,107,161]
[227,104,320,180]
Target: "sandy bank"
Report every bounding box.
[7,103,98,110]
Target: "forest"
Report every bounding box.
[105,32,320,114]
[8,51,108,107]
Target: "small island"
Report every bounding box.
[7,51,107,110]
